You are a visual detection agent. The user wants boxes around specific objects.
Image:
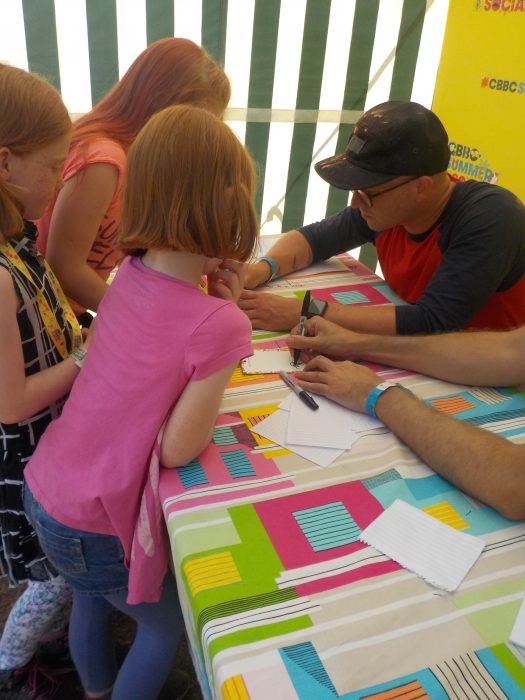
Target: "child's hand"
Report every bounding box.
[207,259,245,302]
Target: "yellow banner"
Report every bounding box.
[432,1,525,200]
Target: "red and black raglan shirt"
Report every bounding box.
[299,181,525,334]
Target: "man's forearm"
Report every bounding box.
[376,387,525,520]
[353,326,525,387]
[248,230,313,288]
[325,303,397,335]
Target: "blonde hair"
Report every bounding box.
[0,64,71,240]
[119,104,258,262]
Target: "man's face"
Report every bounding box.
[350,176,418,231]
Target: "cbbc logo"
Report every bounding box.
[481,77,525,93]
[449,144,482,161]
[448,142,498,183]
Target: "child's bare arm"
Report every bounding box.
[160,362,236,468]
[0,268,83,423]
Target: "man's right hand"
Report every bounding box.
[238,290,303,330]
[286,316,364,362]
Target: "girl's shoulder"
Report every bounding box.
[83,137,126,160]
[0,247,16,276]
[0,259,12,279]
[64,138,127,180]
[200,296,252,337]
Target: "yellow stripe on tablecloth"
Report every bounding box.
[184,551,241,597]
[221,674,250,700]
[422,502,469,530]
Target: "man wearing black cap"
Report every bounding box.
[239,101,525,335]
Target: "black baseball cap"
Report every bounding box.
[315,101,451,191]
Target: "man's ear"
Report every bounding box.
[415,175,434,198]
[0,147,12,182]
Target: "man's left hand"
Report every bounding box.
[295,355,380,413]
[238,290,302,330]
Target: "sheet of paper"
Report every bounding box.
[510,596,525,649]
[286,393,383,449]
[254,236,345,276]
[255,235,279,256]
[359,499,485,592]
[251,409,343,468]
[279,394,293,411]
[285,258,346,278]
[241,349,303,374]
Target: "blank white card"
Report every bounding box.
[360,499,485,592]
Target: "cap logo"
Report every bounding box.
[348,134,365,154]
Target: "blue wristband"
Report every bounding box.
[256,255,278,282]
[364,382,401,418]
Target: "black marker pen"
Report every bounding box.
[279,370,319,411]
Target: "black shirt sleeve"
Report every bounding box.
[395,183,525,334]
[298,207,376,262]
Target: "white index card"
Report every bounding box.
[359,499,485,592]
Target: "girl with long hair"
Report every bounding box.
[37,37,231,326]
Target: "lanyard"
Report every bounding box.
[0,241,82,359]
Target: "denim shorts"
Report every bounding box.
[23,484,129,596]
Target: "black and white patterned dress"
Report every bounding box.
[0,222,74,585]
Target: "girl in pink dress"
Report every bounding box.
[25,104,258,700]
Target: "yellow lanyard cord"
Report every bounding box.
[0,241,82,359]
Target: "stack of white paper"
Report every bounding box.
[251,390,385,467]
[286,393,382,448]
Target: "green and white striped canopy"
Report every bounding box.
[0,0,448,266]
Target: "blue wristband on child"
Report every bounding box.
[364,381,402,418]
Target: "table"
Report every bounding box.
[159,252,525,700]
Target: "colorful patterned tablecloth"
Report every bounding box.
[159,254,525,700]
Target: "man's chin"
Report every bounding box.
[362,214,380,231]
